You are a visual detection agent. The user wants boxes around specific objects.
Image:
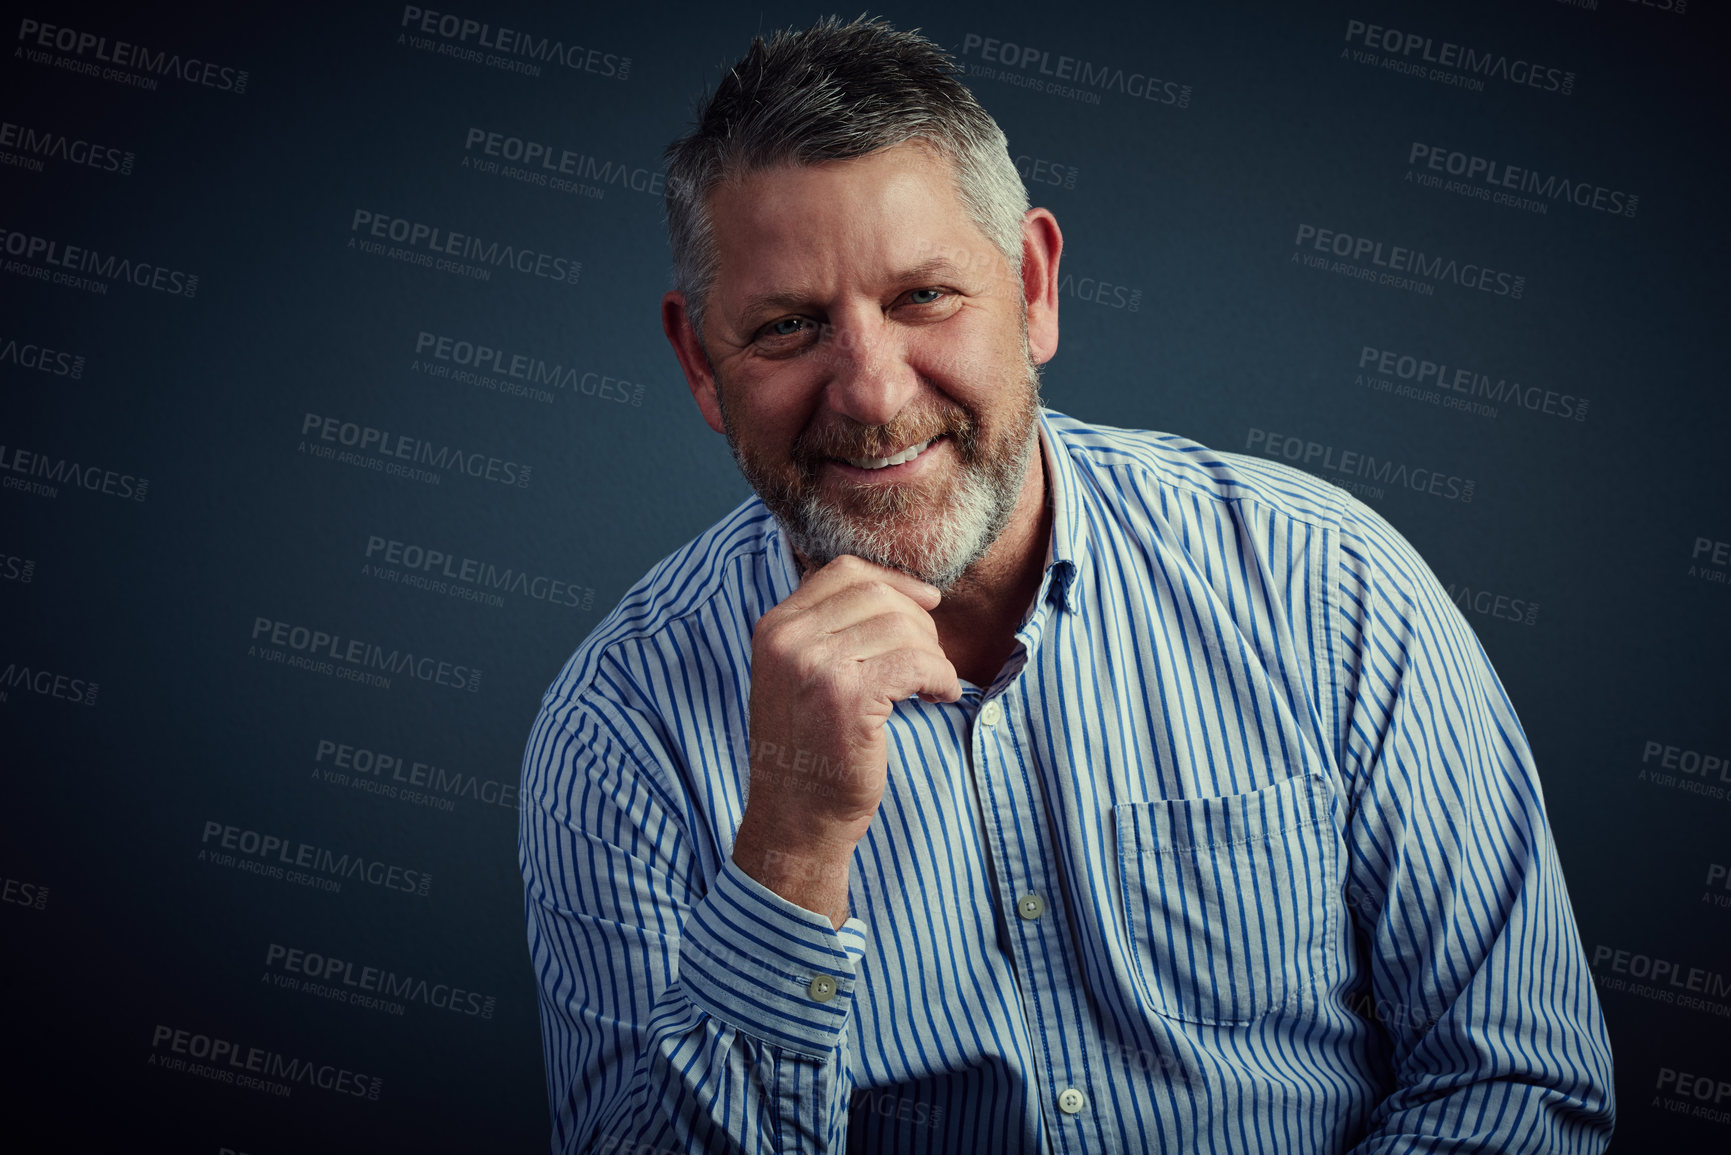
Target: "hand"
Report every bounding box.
[732,555,963,926]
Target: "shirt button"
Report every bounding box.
[807,974,837,1002]
[1016,893,1045,921]
[979,701,1003,728]
[1057,1087,1087,1115]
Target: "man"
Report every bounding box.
[520,17,1613,1154]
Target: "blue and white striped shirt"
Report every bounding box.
[520,409,1614,1154]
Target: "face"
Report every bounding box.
[676,142,1051,591]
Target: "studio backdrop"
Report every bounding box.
[3,0,1727,1150]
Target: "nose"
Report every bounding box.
[820,308,920,429]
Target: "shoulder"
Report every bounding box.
[1044,409,1452,638]
[535,493,779,723]
[1043,409,1350,533]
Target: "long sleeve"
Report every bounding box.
[1332,502,1615,1153]
[517,415,1622,1153]
[520,694,868,1154]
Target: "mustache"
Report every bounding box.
[793,406,978,467]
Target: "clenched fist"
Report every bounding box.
[732,555,963,927]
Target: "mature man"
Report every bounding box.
[520,17,1613,1154]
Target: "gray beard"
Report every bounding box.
[721,362,1042,592]
[777,412,1036,591]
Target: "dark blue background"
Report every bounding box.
[3,1,1727,1149]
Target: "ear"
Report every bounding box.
[662,290,726,435]
[1019,208,1063,365]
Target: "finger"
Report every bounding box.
[805,585,941,644]
[794,554,942,612]
[825,610,945,664]
[858,647,963,707]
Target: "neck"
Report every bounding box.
[929,432,1052,688]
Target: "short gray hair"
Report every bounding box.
[664,15,1029,342]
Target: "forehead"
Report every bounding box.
[704,142,1005,310]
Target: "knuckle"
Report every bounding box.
[791,647,828,685]
[754,628,791,664]
[754,608,792,643]
[863,579,898,602]
[880,649,918,685]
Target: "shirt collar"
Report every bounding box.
[765,507,803,607]
[761,406,1087,615]
[1035,407,1085,615]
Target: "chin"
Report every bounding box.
[785,496,1001,593]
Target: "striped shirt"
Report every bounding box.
[520,408,1614,1154]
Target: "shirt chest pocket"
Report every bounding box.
[1115,774,1338,1025]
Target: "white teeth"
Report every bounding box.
[844,437,933,470]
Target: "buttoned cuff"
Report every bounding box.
[676,857,869,1059]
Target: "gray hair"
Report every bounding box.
[663,15,1030,343]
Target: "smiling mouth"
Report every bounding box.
[835,435,942,471]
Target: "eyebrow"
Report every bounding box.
[733,257,973,327]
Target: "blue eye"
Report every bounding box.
[907,288,943,304]
[766,318,807,338]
